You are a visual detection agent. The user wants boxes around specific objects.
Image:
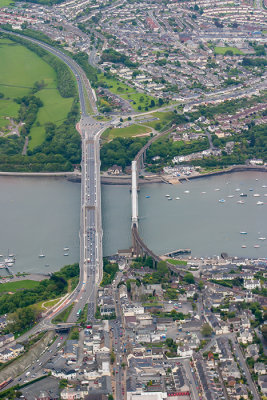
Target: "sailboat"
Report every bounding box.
[39,251,45,258]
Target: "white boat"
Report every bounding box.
[39,252,45,258]
[240,232,247,235]
[6,262,14,267]
[227,195,234,198]
[4,258,14,264]
[254,245,260,248]
[201,191,206,194]
[0,255,3,258]
[237,200,244,204]
[253,194,260,197]
[215,188,220,191]
[241,245,247,248]
[249,188,253,191]
[184,190,190,194]
[175,197,180,200]
[262,185,267,188]
[168,197,172,200]
[264,194,267,197]
[235,188,240,191]
[258,237,266,240]
[257,201,264,205]
[219,199,225,203]
[165,194,170,197]
[64,253,69,256]
[64,247,69,251]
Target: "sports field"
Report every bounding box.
[0,38,74,149]
[214,46,243,55]
[102,124,151,140]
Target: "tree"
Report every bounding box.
[110,350,115,364]
[198,280,204,290]
[261,325,267,341]
[7,306,39,334]
[183,272,195,284]
[201,323,213,337]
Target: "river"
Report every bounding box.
[0,171,266,274]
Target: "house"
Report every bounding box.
[234,383,248,399]
[107,165,123,175]
[237,329,253,344]
[244,279,261,290]
[51,368,76,380]
[254,362,266,375]
[0,333,14,347]
[0,316,7,329]
[63,340,78,361]
[0,348,13,361]
[258,375,267,395]
[177,345,193,358]
[61,386,88,399]
[246,344,259,360]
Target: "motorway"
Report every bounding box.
[0,31,106,324]
[0,31,108,390]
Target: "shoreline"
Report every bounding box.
[0,165,266,185]
[179,165,267,183]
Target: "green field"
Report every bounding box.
[28,88,74,150]
[0,280,39,293]
[0,38,74,149]
[102,124,151,140]
[0,0,13,7]
[98,73,158,111]
[214,46,243,55]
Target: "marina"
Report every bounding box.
[138,171,267,259]
[0,171,267,273]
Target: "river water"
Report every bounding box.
[0,171,266,274]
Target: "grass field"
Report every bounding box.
[28,89,74,150]
[0,280,39,293]
[214,46,243,55]
[166,259,187,266]
[102,124,151,140]
[0,38,74,149]
[98,73,158,111]
[0,0,13,7]
[141,111,174,130]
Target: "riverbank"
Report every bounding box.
[0,165,266,185]
[0,171,79,177]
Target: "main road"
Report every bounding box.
[0,29,108,337]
